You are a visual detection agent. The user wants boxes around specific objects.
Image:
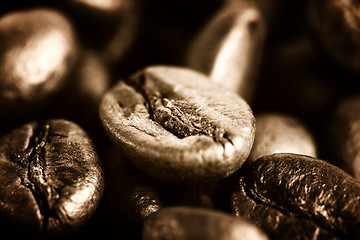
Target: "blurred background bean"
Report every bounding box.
[142,206,268,240]
[326,95,360,180]
[0,8,78,124]
[186,0,266,102]
[246,112,317,165]
[307,0,360,74]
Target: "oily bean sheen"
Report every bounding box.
[0,8,77,114]
[232,173,338,239]
[99,65,255,183]
[0,119,104,237]
[238,153,360,239]
[142,206,268,240]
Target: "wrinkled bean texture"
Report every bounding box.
[233,153,360,239]
[0,119,104,237]
[100,65,255,183]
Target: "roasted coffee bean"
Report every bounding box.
[234,153,360,239]
[0,8,78,117]
[142,206,268,240]
[247,112,317,164]
[186,0,266,102]
[99,65,255,183]
[307,0,360,73]
[101,147,161,239]
[326,95,360,179]
[232,171,338,240]
[0,119,104,238]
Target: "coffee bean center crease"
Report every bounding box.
[126,72,231,144]
[10,123,63,231]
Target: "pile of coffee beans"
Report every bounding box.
[1,0,360,239]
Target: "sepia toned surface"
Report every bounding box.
[99,66,255,183]
[326,95,360,180]
[247,112,317,164]
[143,206,268,240]
[0,1,360,239]
[233,153,360,239]
[0,119,104,237]
[186,0,266,102]
[0,8,78,116]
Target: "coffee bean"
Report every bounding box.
[235,153,360,238]
[232,172,338,240]
[99,65,255,183]
[326,95,360,179]
[247,112,317,165]
[142,206,268,240]
[307,0,360,73]
[0,119,104,238]
[0,8,78,117]
[186,0,266,102]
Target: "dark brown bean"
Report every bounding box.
[232,173,338,240]
[0,119,104,237]
[99,65,255,183]
[235,153,360,238]
[142,206,268,240]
